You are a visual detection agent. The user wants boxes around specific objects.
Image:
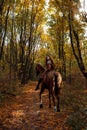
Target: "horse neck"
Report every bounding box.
[40,66,45,73]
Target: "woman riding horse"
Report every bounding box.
[35,55,55,91]
[35,61,62,112]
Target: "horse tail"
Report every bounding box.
[54,75,58,96]
[54,72,62,96]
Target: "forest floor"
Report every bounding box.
[0,79,87,130]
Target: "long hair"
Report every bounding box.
[45,55,55,70]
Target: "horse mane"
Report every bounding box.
[36,63,45,70]
[36,63,45,76]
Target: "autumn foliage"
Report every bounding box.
[0,0,87,129]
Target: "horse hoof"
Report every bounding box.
[40,104,43,108]
[54,106,57,112]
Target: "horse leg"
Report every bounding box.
[55,87,60,112]
[51,90,57,112]
[49,90,51,108]
[56,95,60,112]
[54,75,60,112]
[35,77,42,90]
[39,84,45,108]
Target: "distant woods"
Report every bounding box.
[0,0,87,86]
[0,0,45,84]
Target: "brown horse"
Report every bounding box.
[35,63,62,112]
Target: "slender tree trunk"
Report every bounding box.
[68,8,87,79]
[0,5,10,60]
[0,0,4,55]
[61,13,66,80]
[68,52,72,84]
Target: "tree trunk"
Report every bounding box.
[68,9,87,79]
[0,5,10,60]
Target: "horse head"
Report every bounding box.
[36,63,45,76]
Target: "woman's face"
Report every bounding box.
[47,64,51,70]
[46,56,50,60]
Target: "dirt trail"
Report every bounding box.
[0,82,71,130]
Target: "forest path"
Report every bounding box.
[0,81,72,130]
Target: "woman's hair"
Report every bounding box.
[45,55,55,70]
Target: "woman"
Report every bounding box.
[45,55,55,71]
[35,55,55,91]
